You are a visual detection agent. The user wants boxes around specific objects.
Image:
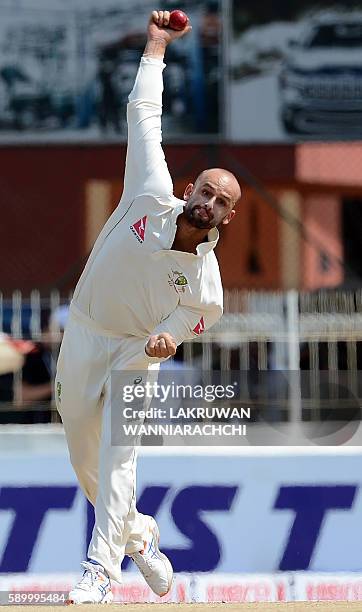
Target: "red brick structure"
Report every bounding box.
[1,142,361,293]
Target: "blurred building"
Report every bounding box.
[0,141,361,293]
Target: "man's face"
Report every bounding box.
[183,171,239,230]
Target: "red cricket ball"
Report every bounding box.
[169,9,188,31]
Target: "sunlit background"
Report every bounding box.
[0,0,362,604]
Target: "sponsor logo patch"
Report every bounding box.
[193,316,205,335]
[130,216,147,243]
[56,381,62,404]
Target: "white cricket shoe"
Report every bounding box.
[67,561,113,605]
[130,516,173,597]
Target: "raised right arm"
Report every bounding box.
[123,55,172,202]
[122,10,191,203]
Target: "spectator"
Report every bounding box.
[0,305,69,424]
[19,305,69,422]
[0,333,25,376]
[0,334,35,422]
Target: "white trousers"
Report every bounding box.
[55,305,159,582]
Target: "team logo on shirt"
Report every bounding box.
[193,316,205,335]
[56,381,62,404]
[168,270,189,294]
[130,216,148,243]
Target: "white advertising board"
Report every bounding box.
[0,434,362,575]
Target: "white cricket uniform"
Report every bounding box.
[56,56,223,582]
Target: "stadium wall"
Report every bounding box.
[1,143,362,292]
[1,430,362,577]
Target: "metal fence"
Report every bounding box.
[0,289,361,425]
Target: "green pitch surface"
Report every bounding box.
[6,603,362,612]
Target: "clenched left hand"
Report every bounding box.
[145,332,177,358]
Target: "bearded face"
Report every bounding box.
[183,178,237,229]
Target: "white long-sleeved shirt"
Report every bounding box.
[72,57,223,351]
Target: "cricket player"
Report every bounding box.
[56,9,241,605]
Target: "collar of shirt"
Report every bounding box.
[169,202,219,258]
